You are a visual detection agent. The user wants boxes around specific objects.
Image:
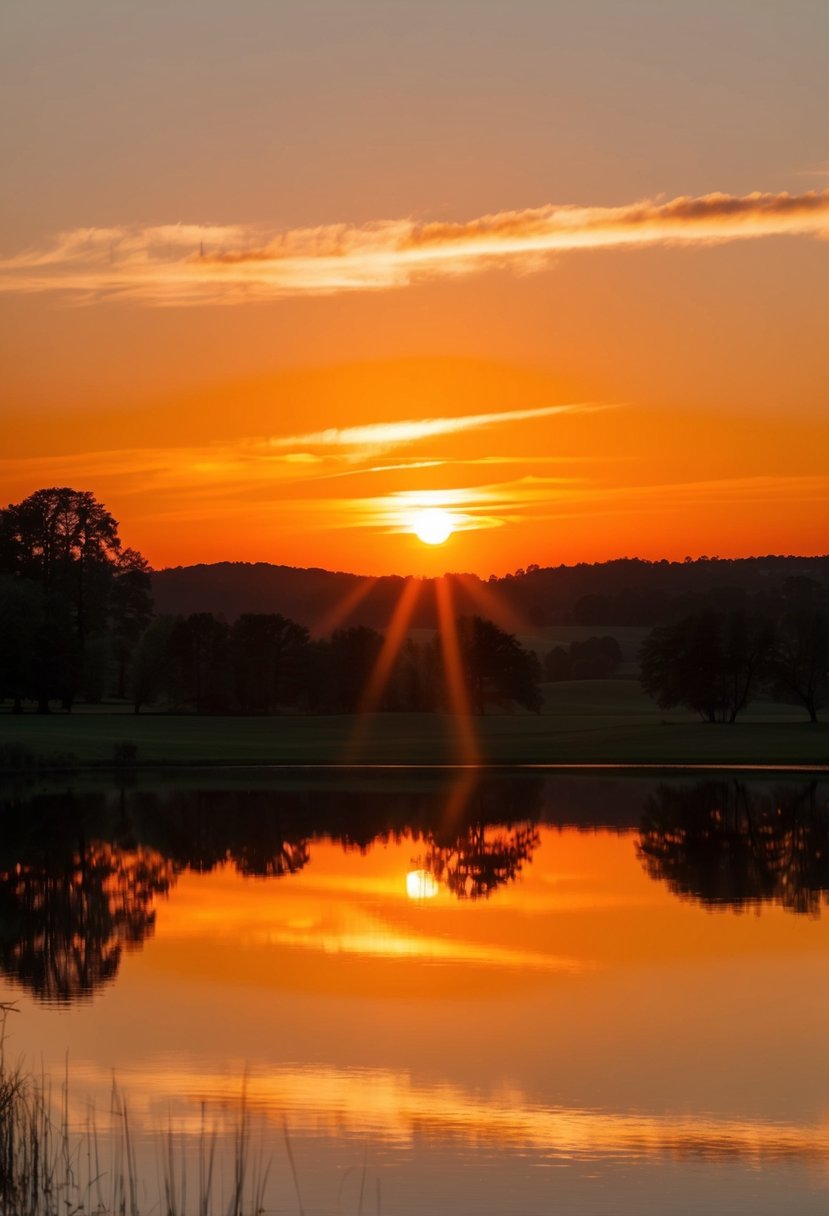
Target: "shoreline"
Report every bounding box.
[2,760,828,778]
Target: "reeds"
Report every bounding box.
[0,1005,275,1216]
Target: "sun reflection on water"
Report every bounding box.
[405,869,440,900]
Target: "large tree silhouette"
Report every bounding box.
[0,489,151,709]
[766,578,829,723]
[640,609,775,722]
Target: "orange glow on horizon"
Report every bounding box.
[2,353,827,577]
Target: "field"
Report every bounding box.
[1,679,826,769]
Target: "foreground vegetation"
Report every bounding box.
[0,1021,279,1216]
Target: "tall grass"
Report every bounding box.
[0,1006,275,1216]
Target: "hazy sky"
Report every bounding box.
[2,0,827,574]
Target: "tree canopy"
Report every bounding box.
[640,609,775,723]
[0,488,152,711]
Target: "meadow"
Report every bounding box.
[1,678,825,770]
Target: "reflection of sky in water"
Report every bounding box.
[65,1059,829,1164]
[1,779,829,1214]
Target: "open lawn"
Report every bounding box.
[1,680,826,769]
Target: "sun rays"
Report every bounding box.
[357,579,422,715]
[434,577,479,765]
[323,567,527,767]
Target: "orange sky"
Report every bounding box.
[1,3,827,576]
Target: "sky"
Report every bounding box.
[1,0,827,576]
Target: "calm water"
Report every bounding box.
[1,772,828,1215]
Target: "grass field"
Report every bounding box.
[1,680,826,769]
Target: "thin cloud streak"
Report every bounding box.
[0,401,598,507]
[2,189,828,304]
[347,472,829,534]
[266,402,603,452]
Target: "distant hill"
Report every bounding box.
[151,555,829,634]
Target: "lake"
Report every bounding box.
[1,770,828,1215]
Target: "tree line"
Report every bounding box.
[153,554,829,630]
[0,779,545,1000]
[0,488,826,720]
[0,489,543,715]
[2,775,826,1001]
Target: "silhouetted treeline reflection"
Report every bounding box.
[0,776,826,1002]
[415,822,541,900]
[637,781,829,915]
[0,776,547,1002]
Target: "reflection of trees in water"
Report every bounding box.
[0,842,175,1003]
[415,822,541,900]
[637,782,829,915]
[128,789,314,878]
[0,774,546,1001]
[410,774,543,899]
[233,839,310,879]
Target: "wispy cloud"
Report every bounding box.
[2,189,827,305]
[344,471,829,535]
[266,402,602,452]
[0,403,596,513]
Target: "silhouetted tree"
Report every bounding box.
[229,613,309,712]
[456,615,543,714]
[109,548,154,699]
[387,637,441,711]
[0,489,120,642]
[33,593,80,712]
[766,579,829,723]
[166,613,230,711]
[321,626,385,712]
[130,615,176,713]
[640,609,774,722]
[0,489,152,707]
[0,577,43,711]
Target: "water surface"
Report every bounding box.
[1,772,828,1214]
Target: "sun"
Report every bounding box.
[412,507,455,545]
